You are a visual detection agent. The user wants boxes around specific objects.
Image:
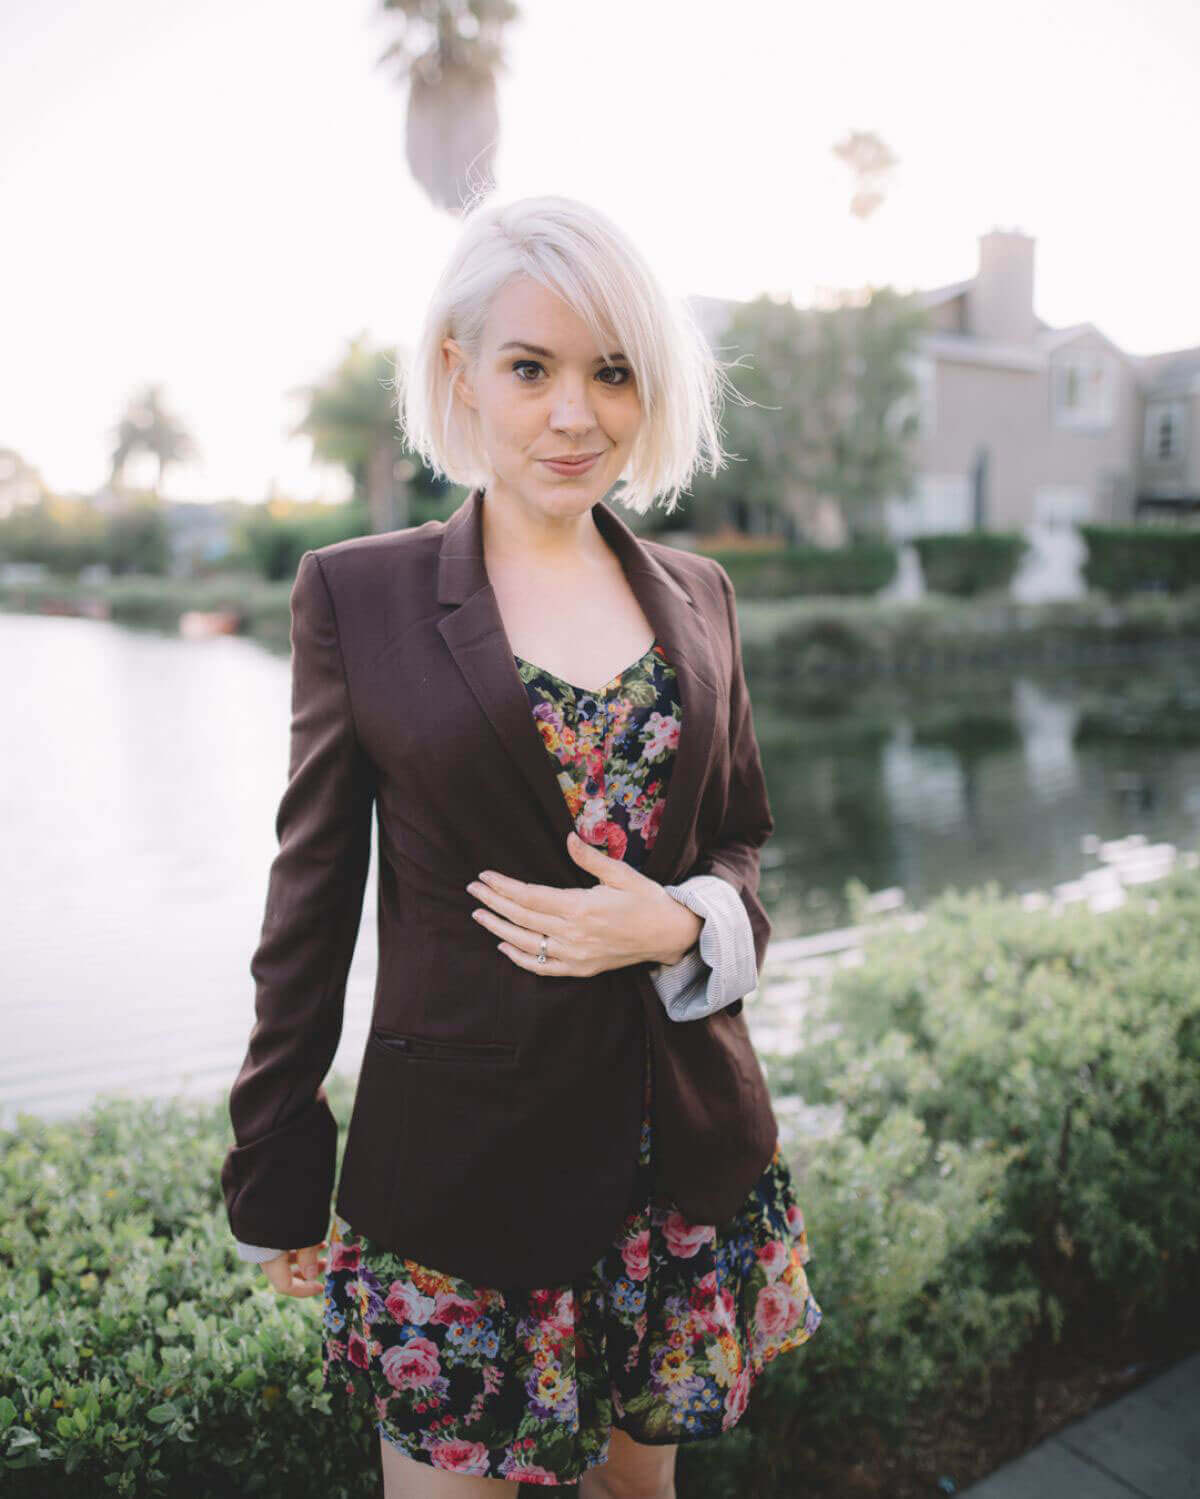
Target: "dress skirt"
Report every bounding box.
[320,1025,822,1487]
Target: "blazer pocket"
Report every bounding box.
[369,1026,518,1066]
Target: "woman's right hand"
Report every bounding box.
[260,1241,328,1297]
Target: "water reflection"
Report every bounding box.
[754,658,1200,937]
[3,612,1199,1124]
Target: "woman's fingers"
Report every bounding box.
[262,1243,328,1297]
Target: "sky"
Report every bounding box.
[3,0,1198,504]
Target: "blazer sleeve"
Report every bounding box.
[649,873,759,1021]
[220,549,376,1252]
[683,562,775,1015]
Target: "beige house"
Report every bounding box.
[893,227,1200,539]
[690,229,1200,543]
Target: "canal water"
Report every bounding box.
[4,610,1199,1126]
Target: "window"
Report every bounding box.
[886,353,936,439]
[1143,400,1186,463]
[1051,351,1117,430]
[883,472,970,540]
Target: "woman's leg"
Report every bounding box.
[379,1434,516,1496]
[578,1425,678,1499]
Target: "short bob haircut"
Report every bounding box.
[396,191,744,516]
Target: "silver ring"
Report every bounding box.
[536,935,548,965]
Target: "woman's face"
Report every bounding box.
[442,273,643,518]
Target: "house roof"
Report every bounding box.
[1129,344,1200,393]
[915,278,973,309]
[919,331,1045,372]
[688,274,1200,394]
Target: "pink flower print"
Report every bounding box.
[621,1227,651,1282]
[644,710,680,758]
[722,1366,752,1429]
[430,1290,482,1327]
[380,1336,441,1391]
[689,1271,736,1334]
[662,1210,716,1259]
[605,821,628,860]
[640,796,665,848]
[578,799,608,842]
[757,1238,791,1282]
[786,1203,805,1238]
[385,1279,437,1327]
[546,1289,576,1336]
[754,1281,796,1341]
[347,1330,370,1370]
[328,1240,360,1273]
[501,1459,558,1485]
[428,1438,491,1475]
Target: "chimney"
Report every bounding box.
[968,227,1036,344]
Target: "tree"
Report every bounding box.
[692,288,930,543]
[109,384,197,499]
[832,129,899,221]
[377,0,521,213]
[290,334,411,534]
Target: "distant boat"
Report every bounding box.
[33,596,111,620]
[179,609,242,639]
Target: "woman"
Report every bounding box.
[221,193,821,1495]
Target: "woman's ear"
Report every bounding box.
[442,338,478,410]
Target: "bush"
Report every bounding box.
[0,1073,375,1498]
[911,533,1028,597]
[238,501,370,583]
[701,543,899,599]
[4,872,1199,1495]
[680,867,1200,1495]
[1081,524,1200,598]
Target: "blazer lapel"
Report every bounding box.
[435,486,720,885]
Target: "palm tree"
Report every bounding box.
[109,384,197,498]
[376,0,521,213]
[832,129,899,221]
[291,334,410,534]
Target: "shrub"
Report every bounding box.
[4,872,1199,1495]
[1081,525,1200,598]
[911,533,1028,597]
[701,543,899,599]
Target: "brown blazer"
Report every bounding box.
[221,485,779,1287]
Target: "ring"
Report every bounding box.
[537,935,549,965]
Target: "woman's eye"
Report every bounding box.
[510,361,633,386]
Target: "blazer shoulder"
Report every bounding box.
[310,519,443,573]
[641,538,730,610]
[296,521,445,654]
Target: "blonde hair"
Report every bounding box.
[396,191,742,515]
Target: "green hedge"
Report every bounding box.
[699,543,899,599]
[1080,524,1200,598]
[910,532,1029,597]
[736,588,1200,680]
[3,869,1199,1495]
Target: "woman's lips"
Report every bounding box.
[540,452,603,476]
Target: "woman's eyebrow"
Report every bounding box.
[496,340,626,362]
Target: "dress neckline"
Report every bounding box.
[513,638,658,697]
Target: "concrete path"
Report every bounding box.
[959,1352,1200,1497]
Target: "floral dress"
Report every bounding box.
[320,638,822,1486]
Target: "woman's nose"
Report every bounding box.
[548,380,598,430]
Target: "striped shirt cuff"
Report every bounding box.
[648,873,759,1022]
[235,1240,287,1263]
